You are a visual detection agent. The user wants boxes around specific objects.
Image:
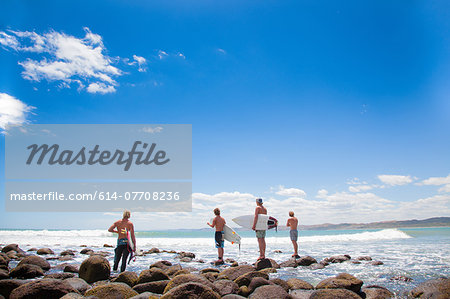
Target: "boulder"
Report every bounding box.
[287,278,314,290]
[290,289,315,298]
[172,269,190,277]
[60,250,76,256]
[1,245,20,254]
[132,280,169,294]
[26,248,37,252]
[63,264,79,273]
[60,293,84,299]
[309,263,325,270]
[259,268,277,275]
[113,271,139,287]
[255,258,279,270]
[279,259,297,268]
[0,279,27,299]
[164,265,182,277]
[238,285,250,297]
[234,271,269,287]
[9,278,79,299]
[150,261,172,270]
[85,282,138,298]
[0,256,9,269]
[177,252,195,259]
[137,268,170,284]
[9,264,44,279]
[310,288,361,299]
[248,277,273,293]
[0,269,9,280]
[64,278,91,295]
[362,285,394,299]
[218,265,254,281]
[36,248,54,255]
[323,255,351,263]
[179,257,192,262]
[78,255,110,284]
[409,277,450,298]
[356,256,372,261]
[200,268,220,274]
[79,248,93,255]
[161,282,220,299]
[316,273,363,293]
[213,279,239,296]
[44,273,76,279]
[58,256,73,262]
[390,275,412,282]
[297,256,317,266]
[129,291,161,299]
[17,256,50,271]
[145,248,160,254]
[163,274,219,294]
[371,261,384,266]
[103,244,113,248]
[222,295,246,299]
[202,272,218,283]
[270,278,289,292]
[249,284,290,299]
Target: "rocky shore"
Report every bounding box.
[0,243,448,299]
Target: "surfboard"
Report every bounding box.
[127,229,136,264]
[210,218,241,245]
[232,215,278,230]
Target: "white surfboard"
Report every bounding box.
[232,215,278,230]
[210,219,241,245]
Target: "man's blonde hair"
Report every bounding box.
[289,211,294,217]
[123,210,131,219]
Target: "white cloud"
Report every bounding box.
[348,185,374,193]
[378,174,414,186]
[217,48,227,54]
[0,28,147,94]
[275,185,306,198]
[141,126,163,134]
[158,50,168,60]
[418,174,450,194]
[316,189,328,199]
[133,55,147,72]
[0,92,34,132]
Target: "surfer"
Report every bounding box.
[207,208,226,264]
[286,211,300,258]
[252,198,267,260]
[108,209,136,272]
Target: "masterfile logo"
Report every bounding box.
[5,124,192,212]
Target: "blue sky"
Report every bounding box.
[0,0,449,229]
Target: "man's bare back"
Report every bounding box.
[287,216,298,230]
[211,216,226,231]
[109,219,134,240]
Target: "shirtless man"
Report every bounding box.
[286,211,299,258]
[108,210,136,272]
[252,198,267,260]
[207,208,226,263]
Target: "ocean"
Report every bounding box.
[1,227,449,296]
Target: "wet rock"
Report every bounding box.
[65,278,91,295]
[150,260,172,270]
[287,278,314,290]
[279,259,297,268]
[316,273,363,293]
[356,256,372,261]
[362,285,394,299]
[371,261,384,266]
[64,264,79,273]
[218,265,255,281]
[238,285,250,297]
[202,272,218,283]
[90,251,110,257]
[161,282,220,299]
[270,278,289,292]
[213,279,239,296]
[60,250,76,256]
[129,291,160,299]
[310,288,361,298]
[172,269,190,277]
[231,261,239,267]
[36,248,54,255]
[259,267,277,275]
[248,284,290,299]
[85,282,138,298]
[248,277,273,293]
[309,263,325,270]
[222,295,247,299]
[9,278,79,299]
[0,279,27,298]
[290,289,315,299]
[352,260,361,264]
[297,256,317,266]
[78,255,111,284]
[323,255,351,263]
[9,264,44,279]
[60,293,85,299]
[409,277,450,298]
[165,264,182,276]
[1,245,21,254]
[112,271,139,287]
[212,259,224,266]
[390,275,412,282]
[103,244,113,248]
[234,271,269,287]
[179,257,192,262]
[133,280,169,294]
[164,274,219,294]
[0,269,9,280]
[200,268,220,274]
[145,248,160,254]
[225,258,236,264]
[273,250,282,253]
[44,273,76,279]
[26,248,37,252]
[80,248,93,255]
[177,251,195,259]
[255,258,278,270]
[58,256,73,262]
[137,268,170,284]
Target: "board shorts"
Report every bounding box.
[290,230,298,241]
[117,238,128,246]
[256,230,266,238]
[215,231,224,248]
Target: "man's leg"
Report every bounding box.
[292,240,298,255]
[120,246,130,272]
[261,238,266,258]
[218,247,224,260]
[257,238,264,259]
[113,245,124,271]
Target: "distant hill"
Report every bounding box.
[295,217,450,231]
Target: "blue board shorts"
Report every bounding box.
[117,238,128,246]
[215,231,224,248]
[256,230,266,238]
[290,230,298,241]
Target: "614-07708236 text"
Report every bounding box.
[9,191,181,201]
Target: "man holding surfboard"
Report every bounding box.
[252,198,267,260]
[108,210,136,272]
[207,208,226,264]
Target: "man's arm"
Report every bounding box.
[252,208,259,230]
[286,219,290,228]
[108,222,119,233]
[207,218,216,228]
